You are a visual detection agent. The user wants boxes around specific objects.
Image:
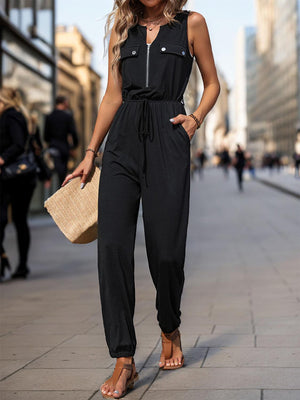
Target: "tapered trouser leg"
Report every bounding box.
[97,164,140,357]
[141,101,191,334]
[97,103,142,358]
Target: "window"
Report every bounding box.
[36,0,53,44]
[20,0,34,37]
[2,30,52,78]
[2,53,52,114]
[8,0,19,27]
[0,0,7,14]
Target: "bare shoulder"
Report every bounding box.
[187,11,206,29]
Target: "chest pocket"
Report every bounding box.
[120,45,140,60]
[159,43,187,57]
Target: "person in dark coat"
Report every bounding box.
[196,148,207,178]
[44,95,79,185]
[0,87,37,280]
[233,144,246,192]
[220,147,231,178]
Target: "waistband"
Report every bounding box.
[122,98,185,105]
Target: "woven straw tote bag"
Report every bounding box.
[44,166,101,244]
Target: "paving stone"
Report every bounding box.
[255,326,300,334]
[256,336,300,347]
[0,368,108,390]
[203,347,300,367]
[25,347,112,369]
[0,360,29,380]
[0,334,70,347]
[142,389,260,400]
[11,323,95,335]
[0,346,51,361]
[263,390,300,400]
[195,334,254,347]
[150,368,300,390]
[57,334,107,348]
[213,325,253,334]
[0,391,95,400]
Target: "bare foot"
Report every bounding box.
[159,329,184,369]
[101,357,134,398]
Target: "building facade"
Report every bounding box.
[0,3,101,212]
[247,0,300,159]
[56,25,101,162]
[0,0,56,212]
[233,26,256,149]
[204,68,230,158]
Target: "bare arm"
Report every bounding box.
[62,24,123,187]
[170,12,221,138]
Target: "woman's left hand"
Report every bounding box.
[0,156,5,166]
[169,114,198,140]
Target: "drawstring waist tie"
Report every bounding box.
[122,98,185,187]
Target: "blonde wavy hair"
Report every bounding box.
[104,0,188,71]
[0,87,31,131]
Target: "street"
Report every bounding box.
[1,168,300,400]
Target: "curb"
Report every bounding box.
[254,177,300,200]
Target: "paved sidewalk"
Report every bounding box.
[1,168,300,400]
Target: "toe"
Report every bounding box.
[107,385,114,395]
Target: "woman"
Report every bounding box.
[0,87,37,280]
[62,0,220,398]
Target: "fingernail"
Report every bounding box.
[169,118,174,122]
[80,183,85,189]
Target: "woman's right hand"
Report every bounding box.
[61,153,95,189]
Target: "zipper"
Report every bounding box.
[146,43,151,87]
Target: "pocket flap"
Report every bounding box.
[120,45,140,59]
[159,43,187,57]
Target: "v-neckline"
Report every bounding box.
[137,13,178,46]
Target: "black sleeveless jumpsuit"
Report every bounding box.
[97,10,194,358]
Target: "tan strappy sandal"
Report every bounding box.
[160,328,185,370]
[101,357,139,399]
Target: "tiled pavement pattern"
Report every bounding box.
[1,168,300,400]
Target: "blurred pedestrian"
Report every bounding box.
[220,147,231,178]
[61,2,220,398]
[293,132,300,178]
[233,144,246,192]
[30,112,52,184]
[0,87,37,280]
[44,95,78,186]
[245,151,256,178]
[196,148,207,178]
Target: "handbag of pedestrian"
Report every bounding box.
[1,136,37,180]
[44,166,100,244]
